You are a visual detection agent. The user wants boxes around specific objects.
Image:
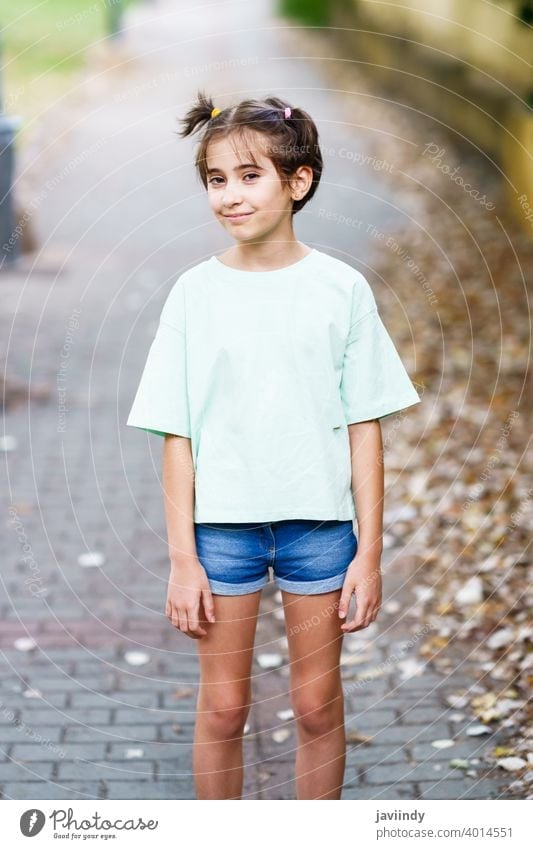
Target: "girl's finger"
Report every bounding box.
[338,586,354,618]
[187,605,206,636]
[177,609,188,633]
[343,602,369,631]
[202,588,216,623]
[170,603,180,629]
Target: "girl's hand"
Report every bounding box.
[338,550,382,633]
[165,560,216,639]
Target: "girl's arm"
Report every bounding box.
[338,419,384,631]
[162,434,198,565]
[162,434,216,636]
[348,419,384,556]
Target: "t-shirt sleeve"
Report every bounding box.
[126,279,191,438]
[340,273,421,424]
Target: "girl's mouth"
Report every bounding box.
[224,213,253,222]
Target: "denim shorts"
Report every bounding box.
[194,519,358,595]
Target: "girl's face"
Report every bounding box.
[205,133,310,242]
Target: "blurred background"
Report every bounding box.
[0,0,531,802]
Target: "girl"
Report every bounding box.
[127,91,420,800]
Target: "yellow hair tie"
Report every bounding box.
[210,107,221,118]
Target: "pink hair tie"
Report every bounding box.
[284,106,291,119]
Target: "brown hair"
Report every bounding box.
[176,90,323,215]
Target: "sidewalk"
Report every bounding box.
[0,0,520,800]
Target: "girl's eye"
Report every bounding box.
[208,173,259,186]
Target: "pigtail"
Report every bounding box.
[264,95,291,116]
[177,90,217,138]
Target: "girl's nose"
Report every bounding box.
[221,182,243,204]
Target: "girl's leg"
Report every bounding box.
[282,587,346,800]
[193,590,262,799]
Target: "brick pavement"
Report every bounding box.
[0,0,514,800]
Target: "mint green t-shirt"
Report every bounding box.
[126,248,421,522]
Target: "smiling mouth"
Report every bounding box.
[224,212,253,220]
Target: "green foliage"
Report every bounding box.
[0,0,139,81]
[277,0,331,27]
[0,0,139,135]
[517,1,533,24]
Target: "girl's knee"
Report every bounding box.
[200,691,251,737]
[292,691,343,736]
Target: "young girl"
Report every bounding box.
[127,91,421,800]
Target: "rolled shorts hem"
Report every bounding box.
[274,571,347,595]
[207,575,269,596]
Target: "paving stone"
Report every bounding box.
[0,712,23,727]
[349,723,451,745]
[394,675,454,691]
[410,740,494,760]
[105,780,196,799]
[115,678,184,692]
[342,783,418,799]
[70,691,159,708]
[363,761,467,784]
[0,761,54,781]
[0,725,62,744]
[108,741,191,760]
[253,773,296,800]
[344,693,399,709]
[345,709,398,728]
[346,743,410,767]
[22,708,112,725]
[73,661,121,675]
[157,724,194,742]
[0,693,68,708]
[414,779,473,800]
[114,708,195,724]
[57,760,156,781]
[396,706,451,723]
[1,781,104,800]
[64,725,158,742]
[40,650,117,662]
[155,761,193,780]
[11,742,107,762]
[161,692,198,709]
[25,677,111,692]
[417,778,508,800]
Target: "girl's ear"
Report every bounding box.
[288,166,313,200]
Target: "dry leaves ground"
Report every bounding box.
[288,26,532,797]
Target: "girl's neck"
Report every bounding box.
[217,240,312,272]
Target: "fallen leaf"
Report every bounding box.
[272,728,291,743]
[455,576,484,605]
[22,688,42,699]
[13,638,37,651]
[466,724,492,736]
[124,651,150,666]
[173,688,194,700]
[77,551,105,568]
[276,708,294,721]
[346,730,374,744]
[486,628,514,650]
[496,757,527,772]
[257,653,283,669]
[432,739,455,749]
[491,746,516,757]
